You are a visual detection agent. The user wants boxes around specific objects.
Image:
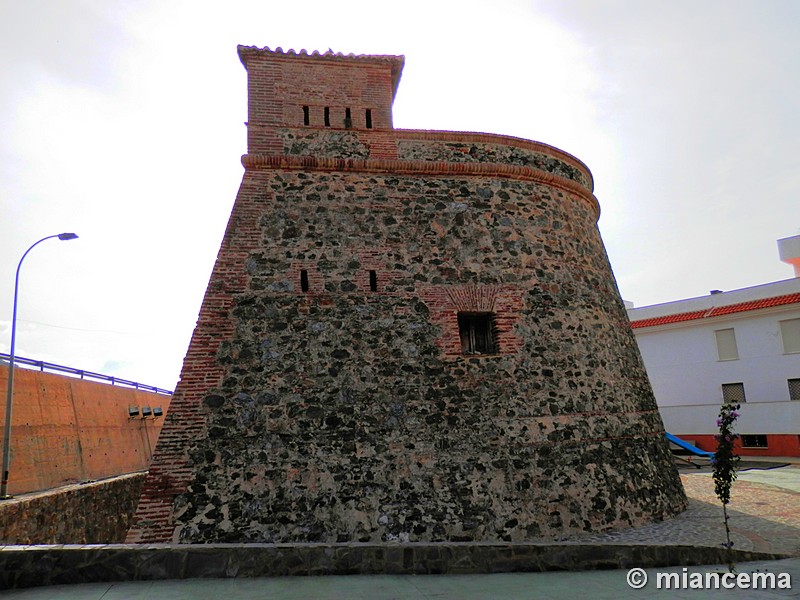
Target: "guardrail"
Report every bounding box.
[0,353,173,396]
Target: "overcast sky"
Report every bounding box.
[1,0,798,391]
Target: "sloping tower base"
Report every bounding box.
[128,46,686,544]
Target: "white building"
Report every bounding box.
[627,235,800,457]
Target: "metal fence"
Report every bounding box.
[0,353,173,396]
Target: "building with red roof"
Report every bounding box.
[627,236,800,456]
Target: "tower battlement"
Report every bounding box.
[239,45,403,154]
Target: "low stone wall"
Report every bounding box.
[0,472,146,545]
[0,542,786,589]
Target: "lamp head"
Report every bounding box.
[58,233,78,241]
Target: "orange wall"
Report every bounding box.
[0,365,170,495]
[678,434,800,457]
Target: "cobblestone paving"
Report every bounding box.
[561,466,800,556]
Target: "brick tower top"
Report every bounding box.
[238,45,405,154]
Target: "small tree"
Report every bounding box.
[712,402,741,572]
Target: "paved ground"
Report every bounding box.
[565,460,800,556]
[2,559,799,599]
[3,461,799,599]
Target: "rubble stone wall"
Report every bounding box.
[396,138,590,187]
[130,163,686,544]
[0,472,145,544]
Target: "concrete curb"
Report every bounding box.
[0,542,788,590]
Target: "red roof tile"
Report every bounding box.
[629,293,800,329]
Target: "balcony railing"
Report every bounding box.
[0,353,172,396]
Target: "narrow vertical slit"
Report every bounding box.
[365,109,372,129]
[303,105,310,126]
[324,107,330,127]
[344,107,352,129]
[369,270,377,292]
[300,270,309,293]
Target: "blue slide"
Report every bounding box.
[666,432,715,458]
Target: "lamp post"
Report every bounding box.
[1,233,78,499]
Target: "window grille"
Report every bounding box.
[788,378,800,401]
[741,434,768,448]
[721,382,746,404]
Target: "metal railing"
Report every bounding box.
[0,353,173,396]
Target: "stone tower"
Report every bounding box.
[127,46,686,544]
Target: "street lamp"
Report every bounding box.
[1,233,78,499]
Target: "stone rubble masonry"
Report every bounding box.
[127,45,687,544]
[0,472,146,545]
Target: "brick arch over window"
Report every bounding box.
[446,283,499,313]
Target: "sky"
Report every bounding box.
[1,0,798,391]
